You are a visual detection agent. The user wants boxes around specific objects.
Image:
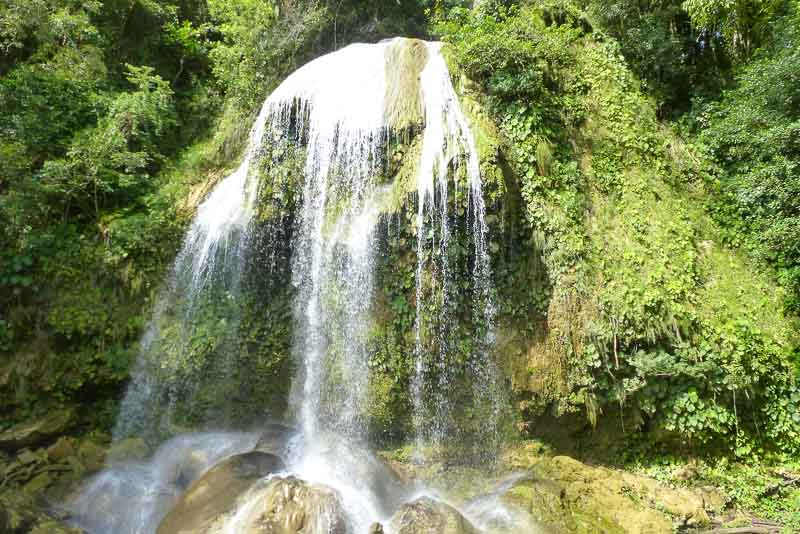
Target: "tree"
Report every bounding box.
[39,65,175,216]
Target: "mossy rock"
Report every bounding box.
[0,408,74,451]
[71,439,107,475]
[107,437,149,463]
[504,477,624,534]
[385,38,428,133]
[503,455,709,534]
[0,491,80,534]
[45,437,81,463]
[30,519,83,534]
[23,471,55,495]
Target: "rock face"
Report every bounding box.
[0,432,112,534]
[502,455,710,534]
[0,408,73,450]
[157,452,285,534]
[389,497,479,534]
[231,476,347,534]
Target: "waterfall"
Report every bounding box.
[74,37,503,534]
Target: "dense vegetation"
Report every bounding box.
[431,0,800,460]
[2,0,799,466]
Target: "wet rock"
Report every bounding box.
[70,432,260,534]
[502,455,710,534]
[462,474,548,533]
[253,423,295,458]
[67,464,180,534]
[0,408,74,451]
[341,446,409,514]
[171,448,212,489]
[389,497,479,534]
[157,451,284,534]
[369,522,385,534]
[238,476,347,534]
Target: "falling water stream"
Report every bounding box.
[70,38,512,534]
[271,40,391,444]
[412,42,500,456]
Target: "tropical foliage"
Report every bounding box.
[1,0,798,465]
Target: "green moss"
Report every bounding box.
[385,38,428,134]
[377,138,422,215]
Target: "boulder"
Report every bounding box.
[502,455,710,534]
[389,497,479,534]
[231,476,347,534]
[0,408,74,451]
[157,452,285,534]
[170,448,213,490]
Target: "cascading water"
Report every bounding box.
[70,432,259,534]
[70,37,509,534]
[411,43,502,459]
[265,40,399,531]
[266,40,391,444]
[114,100,272,442]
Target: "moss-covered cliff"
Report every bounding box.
[432,4,800,458]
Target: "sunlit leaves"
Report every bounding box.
[39,64,175,214]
